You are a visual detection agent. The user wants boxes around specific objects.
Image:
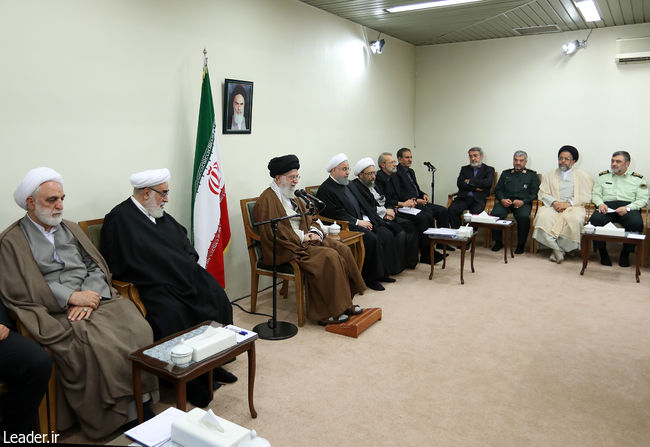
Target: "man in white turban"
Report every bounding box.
[0,167,158,439]
[100,168,236,409]
[317,153,399,291]
[351,157,419,269]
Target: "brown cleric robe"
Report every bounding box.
[0,218,157,439]
[253,187,366,321]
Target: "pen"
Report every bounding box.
[225,326,248,336]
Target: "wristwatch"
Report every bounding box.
[626,206,631,212]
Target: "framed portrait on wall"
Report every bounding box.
[223,79,253,134]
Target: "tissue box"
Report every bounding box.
[171,408,250,447]
[469,215,499,223]
[183,327,237,362]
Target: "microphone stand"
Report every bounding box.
[424,161,437,202]
[251,200,317,340]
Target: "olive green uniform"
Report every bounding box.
[491,169,540,246]
[589,169,648,251]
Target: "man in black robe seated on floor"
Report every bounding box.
[100,168,235,407]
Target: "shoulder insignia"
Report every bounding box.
[632,172,644,179]
[598,170,610,176]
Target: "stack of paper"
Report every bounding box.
[125,407,186,447]
[424,227,457,238]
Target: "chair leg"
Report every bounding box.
[250,273,259,313]
[295,276,304,327]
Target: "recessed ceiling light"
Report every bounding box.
[386,0,483,14]
[575,0,601,22]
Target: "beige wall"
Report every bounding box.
[415,23,650,205]
[0,0,416,297]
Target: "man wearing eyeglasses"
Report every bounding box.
[254,154,365,325]
[100,168,236,408]
[351,157,418,269]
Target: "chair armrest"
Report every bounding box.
[314,215,350,231]
[446,193,457,208]
[112,280,146,317]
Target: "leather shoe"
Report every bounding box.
[379,276,396,283]
[214,367,237,384]
[436,243,455,252]
[514,244,524,254]
[599,248,612,266]
[433,251,444,263]
[491,241,503,252]
[366,281,385,291]
[187,380,212,408]
[619,251,630,267]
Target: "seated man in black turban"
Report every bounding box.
[254,155,366,325]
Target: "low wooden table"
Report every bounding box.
[468,220,515,263]
[580,232,645,282]
[129,321,258,423]
[333,230,365,271]
[428,233,476,284]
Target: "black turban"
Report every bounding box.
[558,145,579,162]
[268,154,300,177]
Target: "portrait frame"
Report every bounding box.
[223,79,253,134]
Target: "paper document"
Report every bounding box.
[125,406,186,447]
[224,324,257,343]
[495,220,512,225]
[398,207,421,215]
[627,233,646,240]
[607,207,617,213]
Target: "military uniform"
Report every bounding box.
[589,169,649,263]
[490,169,540,250]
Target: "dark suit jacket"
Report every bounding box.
[456,164,495,201]
[349,179,386,226]
[317,177,381,227]
[375,170,401,209]
[0,300,15,329]
[396,164,426,200]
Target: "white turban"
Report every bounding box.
[14,167,63,210]
[130,168,171,188]
[353,157,375,176]
[326,153,348,172]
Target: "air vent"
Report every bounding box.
[513,25,561,35]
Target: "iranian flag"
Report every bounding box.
[191,60,230,288]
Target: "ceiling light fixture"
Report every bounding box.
[370,36,385,54]
[575,0,601,22]
[386,0,483,13]
[562,29,593,55]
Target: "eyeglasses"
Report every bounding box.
[149,187,169,198]
[361,171,377,177]
[558,156,573,162]
[285,174,300,181]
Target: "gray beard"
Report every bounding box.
[559,166,569,172]
[336,177,349,186]
[144,195,165,218]
[470,162,482,168]
[280,185,296,199]
[361,178,375,188]
[233,112,244,125]
[34,205,63,227]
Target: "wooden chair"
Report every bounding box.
[447,171,499,247]
[240,197,306,327]
[77,219,147,317]
[0,312,58,437]
[303,185,350,230]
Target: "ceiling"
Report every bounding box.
[298,0,650,45]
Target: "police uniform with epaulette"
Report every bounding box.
[589,168,649,266]
[490,168,540,253]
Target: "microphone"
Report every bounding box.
[423,161,436,172]
[295,189,326,209]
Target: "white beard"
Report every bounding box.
[470,162,482,168]
[278,178,296,199]
[34,203,63,227]
[233,112,244,126]
[144,194,165,218]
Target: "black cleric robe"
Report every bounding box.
[100,198,233,340]
[316,176,390,282]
